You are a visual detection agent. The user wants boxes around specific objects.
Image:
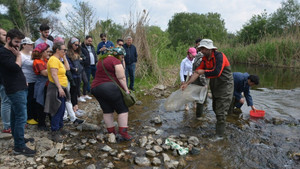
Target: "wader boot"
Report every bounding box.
[210,123,225,142]
[196,103,204,118]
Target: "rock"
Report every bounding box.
[176,140,183,146]
[145,144,152,150]
[162,144,171,150]
[70,132,79,136]
[81,138,88,144]
[179,134,186,139]
[109,149,118,156]
[153,145,163,153]
[156,138,163,145]
[162,153,171,162]
[74,144,86,150]
[272,118,284,125]
[85,153,93,159]
[154,84,167,90]
[165,160,179,169]
[146,150,156,157]
[108,133,116,143]
[144,126,157,133]
[135,100,142,105]
[26,157,36,165]
[41,148,58,158]
[37,165,45,169]
[148,135,155,144]
[55,154,64,162]
[102,145,112,152]
[152,157,162,166]
[123,149,132,153]
[42,157,48,163]
[0,133,12,139]
[151,115,162,124]
[88,139,97,144]
[96,133,105,142]
[55,143,64,151]
[36,137,54,152]
[62,159,74,165]
[188,136,199,146]
[172,149,179,156]
[139,136,148,147]
[86,164,96,169]
[99,153,108,159]
[179,157,187,168]
[117,152,125,159]
[76,123,101,131]
[135,157,151,166]
[106,162,114,168]
[155,129,164,135]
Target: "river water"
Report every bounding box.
[121,64,300,168]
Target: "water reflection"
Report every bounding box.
[231,64,300,89]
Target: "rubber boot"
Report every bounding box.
[210,123,225,142]
[107,127,116,134]
[118,127,132,141]
[196,103,204,118]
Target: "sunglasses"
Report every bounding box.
[74,44,79,47]
[101,38,106,41]
[61,49,67,52]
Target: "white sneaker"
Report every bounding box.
[78,96,86,102]
[84,95,92,100]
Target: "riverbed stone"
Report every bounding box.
[88,139,97,144]
[155,129,164,135]
[85,153,93,159]
[41,148,58,158]
[146,150,157,157]
[139,136,148,147]
[86,164,96,169]
[152,157,162,166]
[62,159,74,165]
[162,153,171,162]
[156,138,163,145]
[153,145,163,153]
[36,165,45,169]
[108,133,116,143]
[151,115,162,124]
[162,144,171,150]
[165,160,179,169]
[146,144,152,150]
[102,145,112,152]
[179,157,187,168]
[188,136,199,146]
[135,157,151,166]
[109,149,118,156]
[81,138,88,144]
[76,122,101,131]
[55,154,64,162]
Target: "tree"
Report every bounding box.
[0,0,61,38]
[58,0,96,40]
[267,0,300,34]
[237,12,268,44]
[88,19,124,47]
[167,12,227,47]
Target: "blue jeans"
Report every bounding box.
[125,63,136,90]
[51,97,65,131]
[7,89,28,148]
[85,65,96,92]
[0,84,11,129]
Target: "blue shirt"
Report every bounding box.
[233,72,253,106]
[96,41,114,55]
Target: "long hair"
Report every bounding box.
[67,38,81,61]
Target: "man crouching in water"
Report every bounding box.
[181,39,233,141]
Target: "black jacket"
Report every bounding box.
[0,47,27,94]
[0,44,3,84]
[123,44,138,65]
[81,43,97,67]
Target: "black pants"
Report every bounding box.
[80,71,88,96]
[37,86,50,127]
[70,77,80,106]
[27,82,37,120]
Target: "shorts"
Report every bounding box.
[91,82,128,114]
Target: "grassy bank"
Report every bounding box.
[219,32,300,68]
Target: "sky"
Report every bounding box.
[1,0,284,33]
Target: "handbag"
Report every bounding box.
[102,60,136,107]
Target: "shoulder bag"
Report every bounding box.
[102,60,136,107]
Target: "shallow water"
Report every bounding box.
[67,65,300,169]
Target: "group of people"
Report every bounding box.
[0,23,138,156]
[180,38,259,141]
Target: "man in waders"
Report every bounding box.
[192,38,208,119]
[181,39,233,141]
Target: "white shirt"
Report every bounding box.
[21,52,36,83]
[180,57,194,82]
[87,46,95,65]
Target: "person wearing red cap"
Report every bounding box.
[180,47,197,110]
